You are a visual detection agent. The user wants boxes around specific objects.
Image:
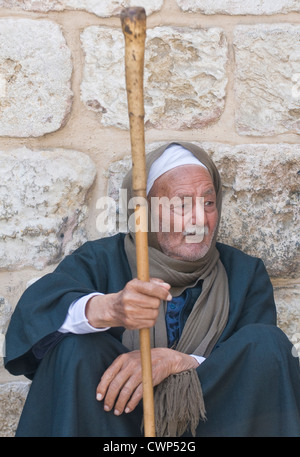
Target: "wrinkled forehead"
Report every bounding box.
[149,163,214,197]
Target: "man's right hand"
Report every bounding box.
[85,278,172,330]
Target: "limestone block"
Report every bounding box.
[105,142,299,278]
[145,27,228,130]
[0,148,96,270]
[205,143,300,278]
[234,24,300,136]
[0,381,30,437]
[81,26,228,130]
[0,0,163,16]
[176,0,300,15]
[0,18,72,137]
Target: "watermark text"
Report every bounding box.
[96,189,206,243]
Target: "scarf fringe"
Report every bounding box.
[153,369,206,437]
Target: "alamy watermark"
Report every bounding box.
[291,333,300,360]
[96,189,206,243]
[0,333,5,357]
[292,73,300,100]
[0,74,6,98]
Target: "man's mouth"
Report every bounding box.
[183,225,209,243]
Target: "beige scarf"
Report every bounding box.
[122,142,229,436]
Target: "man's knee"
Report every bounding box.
[48,331,127,376]
[235,323,293,364]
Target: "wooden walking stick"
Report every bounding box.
[121,7,156,437]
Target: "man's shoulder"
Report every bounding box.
[216,241,262,269]
[87,233,126,249]
[73,233,127,258]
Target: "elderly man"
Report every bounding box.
[4,142,300,437]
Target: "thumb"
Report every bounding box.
[150,278,171,290]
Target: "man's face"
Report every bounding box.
[148,165,218,261]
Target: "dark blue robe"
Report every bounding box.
[4,234,300,436]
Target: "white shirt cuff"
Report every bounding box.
[189,354,206,365]
[59,293,110,334]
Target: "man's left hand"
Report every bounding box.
[96,348,199,416]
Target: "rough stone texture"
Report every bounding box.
[0,148,96,270]
[234,24,300,136]
[81,26,228,130]
[177,0,300,15]
[206,142,300,278]
[0,0,163,16]
[105,142,300,278]
[80,27,126,129]
[0,382,30,437]
[0,18,72,137]
[145,27,228,130]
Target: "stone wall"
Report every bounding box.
[0,0,299,436]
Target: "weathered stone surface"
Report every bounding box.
[81,27,126,129]
[81,26,228,130]
[234,24,300,136]
[0,0,163,16]
[0,18,72,137]
[177,0,300,15]
[274,285,300,343]
[0,148,96,270]
[206,143,300,277]
[105,142,299,278]
[0,381,30,437]
[145,27,228,130]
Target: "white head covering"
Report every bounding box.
[146,143,208,195]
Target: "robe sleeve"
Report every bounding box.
[4,236,129,379]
